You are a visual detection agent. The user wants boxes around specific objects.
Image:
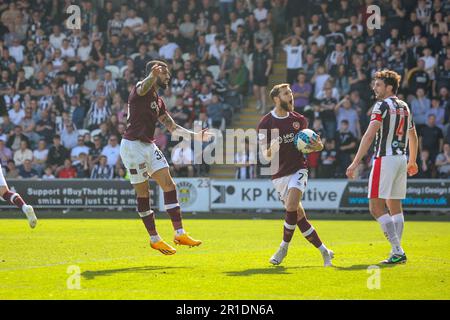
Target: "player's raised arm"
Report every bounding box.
[158,112,211,141]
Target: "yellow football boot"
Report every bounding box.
[174,233,202,247]
[150,240,177,255]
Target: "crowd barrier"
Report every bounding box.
[1,179,449,212]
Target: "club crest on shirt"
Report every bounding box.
[293,122,300,130]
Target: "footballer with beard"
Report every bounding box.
[257,83,334,266]
[120,60,212,255]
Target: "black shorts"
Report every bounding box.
[253,74,268,87]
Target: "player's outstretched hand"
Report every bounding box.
[194,128,214,142]
[346,162,358,179]
[407,161,418,176]
[309,134,323,152]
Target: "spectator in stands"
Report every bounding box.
[427,96,446,130]
[417,149,434,179]
[251,39,272,114]
[91,155,114,179]
[171,140,194,178]
[42,166,55,180]
[319,85,338,140]
[88,135,104,167]
[32,139,48,176]
[281,35,304,85]
[291,72,312,113]
[18,159,38,179]
[6,125,29,152]
[235,138,256,179]
[46,134,69,174]
[71,135,90,165]
[420,114,444,163]
[435,143,450,178]
[207,95,226,130]
[74,152,90,178]
[60,121,78,150]
[58,159,77,179]
[8,100,25,127]
[0,139,12,166]
[411,87,431,132]
[13,139,32,167]
[101,135,120,168]
[87,96,111,130]
[5,159,19,179]
[335,96,361,139]
[335,119,357,178]
[319,139,337,178]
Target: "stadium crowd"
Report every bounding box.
[0,0,449,181]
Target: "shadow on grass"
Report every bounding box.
[224,265,323,276]
[334,263,398,271]
[82,266,191,280]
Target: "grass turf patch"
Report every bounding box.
[0,218,449,299]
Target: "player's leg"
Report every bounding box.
[132,180,176,255]
[386,199,404,242]
[269,175,293,265]
[370,198,406,263]
[120,139,175,254]
[151,167,201,247]
[386,156,408,242]
[368,156,405,263]
[296,201,334,267]
[0,171,36,228]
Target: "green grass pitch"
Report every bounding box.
[1,217,449,299]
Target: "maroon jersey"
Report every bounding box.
[257,110,308,180]
[123,86,167,143]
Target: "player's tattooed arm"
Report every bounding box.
[159,113,212,141]
[136,65,163,96]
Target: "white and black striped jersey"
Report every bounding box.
[370,96,415,157]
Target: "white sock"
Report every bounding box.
[176,228,185,236]
[318,243,328,254]
[150,235,161,243]
[392,213,404,242]
[280,240,290,249]
[377,214,404,255]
